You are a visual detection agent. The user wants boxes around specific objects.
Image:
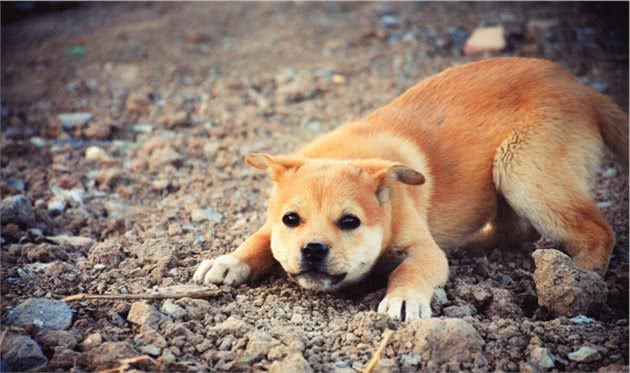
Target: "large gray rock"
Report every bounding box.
[7,298,73,330]
[532,249,607,317]
[1,195,36,227]
[0,334,48,371]
[404,318,485,364]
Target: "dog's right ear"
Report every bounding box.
[245,153,303,180]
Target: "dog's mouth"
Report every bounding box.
[288,270,347,289]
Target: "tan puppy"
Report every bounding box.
[193,58,628,320]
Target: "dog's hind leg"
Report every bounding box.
[493,124,614,274]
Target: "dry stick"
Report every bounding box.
[64,289,221,302]
[363,329,394,373]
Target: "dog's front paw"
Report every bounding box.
[192,255,251,286]
[377,291,432,321]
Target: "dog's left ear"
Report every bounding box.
[358,160,425,203]
[244,153,302,180]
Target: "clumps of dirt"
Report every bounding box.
[1,2,628,372]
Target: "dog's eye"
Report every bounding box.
[337,214,361,230]
[282,212,301,227]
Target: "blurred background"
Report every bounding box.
[1,3,628,372]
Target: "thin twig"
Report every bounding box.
[363,329,394,373]
[64,289,221,302]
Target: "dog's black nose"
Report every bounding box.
[301,242,329,264]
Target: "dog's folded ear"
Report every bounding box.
[244,153,303,180]
[358,160,425,186]
[357,159,425,203]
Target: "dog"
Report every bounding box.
[193,57,628,321]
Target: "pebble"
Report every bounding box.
[47,234,95,248]
[139,344,162,356]
[127,302,165,328]
[529,346,555,369]
[0,334,48,371]
[7,298,73,330]
[463,26,506,55]
[432,287,448,307]
[404,318,484,364]
[380,15,401,28]
[191,208,223,224]
[208,317,251,337]
[570,315,594,325]
[602,167,617,178]
[399,352,421,366]
[132,123,154,133]
[85,146,111,163]
[532,249,607,317]
[269,353,313,373]
[443,305,474,318]
[81,332,103,351]
[0,194,36,227]
[568,346,602,362]
[47,198,66,215]
[37,330,78,350]
[7,178,25,192]
[161,301,188,319]
[57,112,93,129]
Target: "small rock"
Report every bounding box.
[242,331,278,363]
[532,249,607,317]
[602,167,618,178]
[7,298,73,330]
[1,195,36,227]
[443,305,474,318]
[132,123,154,133]
[78,342,135,370]
[530,346,555,369]
[208,316,251,337]
[49,347,81,369]
[37,330,78,350]
[525,19,559,41]
[57,112,93,129]
[139,344,162,357]
[191,208,223,224]
[589,78,610,93]
[81,332,103,351]
[185,30,212,44]
[400,352,421,367]
[82,122,111,140]
[85,146,112,163]
[47,198,66,215]
[269,353,313,373]
[7,178,25,192]
[432,287,448,307]
[161,301,187,319]
[290,313,304,324]
[380,15,401,28]
[404,318,484,364]
[463,26,506,55]
[568,346,602,363]
[148,146,183,169]
[127,302,165,328]
[570,315,594,325]
[0,334,48,371]
[47,234,95,248]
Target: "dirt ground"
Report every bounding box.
[1,2,628,372]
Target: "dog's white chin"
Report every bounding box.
[295,275,336,291]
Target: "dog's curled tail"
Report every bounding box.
[595,93,629,171]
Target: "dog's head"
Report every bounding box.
[246,153,425,291]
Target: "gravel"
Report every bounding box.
[1,2,627,372]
